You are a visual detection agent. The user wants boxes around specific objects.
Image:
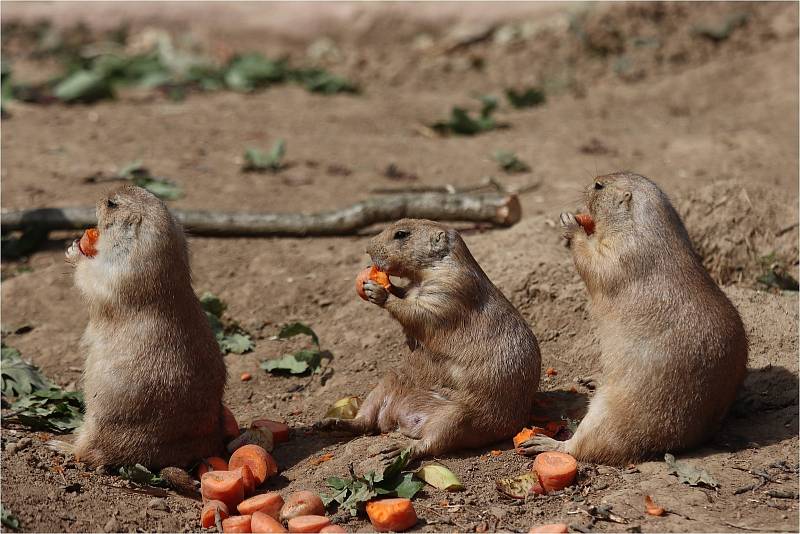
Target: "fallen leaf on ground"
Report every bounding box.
[416,464,464,491]
[664,453,719,488]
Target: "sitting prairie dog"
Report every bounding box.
[319,219,541,459]
[519,172,748,464]
[64,185,227,471]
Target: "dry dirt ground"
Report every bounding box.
[1,2,798,533]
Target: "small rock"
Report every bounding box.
[16,437,33,450]
[147,497,168,511]
[103,517,120,533]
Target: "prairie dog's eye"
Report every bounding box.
[106,199,118,208]
[594,182,604,190]
[393,230,410,240]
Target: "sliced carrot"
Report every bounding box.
[533,451,578,492]
[575,213,595,235]
[201,500,230,529]
[223,405,241,440]
[545,367,557,377]
[201,470,246,510]
[79,228,99,257]
[513,427,545,449]
[223,514,252,533]
[288,515,331,533]
[529,523,569,533]
[365,498,418,532]
[197,456,229,478]
[644,495,665,516]
[241,373,253,382]
[280,491,325,521]
[239,465,257,495]
[238,492,285,518]
[355,265,392,301]
[252,419,290,444]
[251,511,287,533]
[229,444,278,486]
[319,526,347,533]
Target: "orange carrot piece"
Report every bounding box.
[201,500,230,529]
[355,265,391,301]
[223,514,253,533]
[197,456,229,478]
[490,450,502,457]
[229,444,278,486]
[241,373,253,382]
[513,427,545,449]
[533,451,578,492]
[201,470,246,510]
[239,465,257,495]
[238,492,285,518]
[251,511,287,533]
[644,495,665,516]
[365,498,418,532]
[545,367,557,377]
[319,526,347,533]
[223,405,241,440]
[575,213,595,235]
[529,523,569,533]
[280,491,325,521]
[252,419,290,444]
[288,515,331,533]
[79,228,100,257]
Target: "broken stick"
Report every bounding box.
[1,192,521,237]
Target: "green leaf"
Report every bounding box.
[505,87,545,108]
[224,53,288,92]
[131,175,183,200]
[1,506,20,530]
[477,94,498,118]
[432,96,501,136]
[200,292,227,318]
[291,68,357,94]
[53,69,114,103]
[261,349,321,375]
[218,332,255,355]
[664,453,719,488]
[1,344,54,398]
[7,388,84,433]
[200,292,254,354]
[493,150,530,173]
[394,472,425,499]
[416,464,464,491]
[276,322,319,348]
[119,464,167,487]
[243,139,286,172]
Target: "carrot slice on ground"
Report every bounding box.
[280,491,326,521]
[288,515,331,533]
[229,444,278,486]
[197,456,229,478]
[365,498,418,532]
[201,470,246,510]
[223,514,252,533]
[644,495,665,516]
[251,511,287,533]
[319,526,347,533]
[529,523,569,533]
[223,405,241,440]
[201,500,230,529]
[575,213,595,235]
[252,419,290,444]
[533,451,578,492]
[238,492,285,518]
[513,427,545,449]
[239,465,257,495]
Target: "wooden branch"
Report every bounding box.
[1,193,521,237]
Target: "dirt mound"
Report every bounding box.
[680,181,799,288]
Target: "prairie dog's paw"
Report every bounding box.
[65,239,81,265]
[560,212,580,240]
[516,434,567,456]
[363,280,389,306]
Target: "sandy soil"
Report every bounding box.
[1,2,798,532]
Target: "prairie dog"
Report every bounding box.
[65,185,227,469]
[519,172,748,464]
[319,219,541,459]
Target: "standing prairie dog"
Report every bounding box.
[319,219,541,459]
[519,172,748,464]
[64,185,227,470]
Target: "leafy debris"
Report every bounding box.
[664,453,719,488]
[757,254,798,291]
[496,472,540,499]
[85,160,183,200]
[119,464,167,487]
[243,139,287,173]
[1,343,54,398]
[324,396,361,420]
[505,87,545,108]
[200,292,255,354]
[416,464,464,491]
[432,95,503,136]
[261,323,329,375]
[493,150,531,173]
[1,506,20,530]
[322,448,424,516]
[6,388,84,433]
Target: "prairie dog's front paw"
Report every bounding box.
[65,239,81,265]
[560,212,580,240]
[363,280,389,306]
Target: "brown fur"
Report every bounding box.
[65,185,227,469]
[319,219,541,459]
[520,172,748,464]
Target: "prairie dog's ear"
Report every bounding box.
[430,230,448,255]
[621,190,632,209]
